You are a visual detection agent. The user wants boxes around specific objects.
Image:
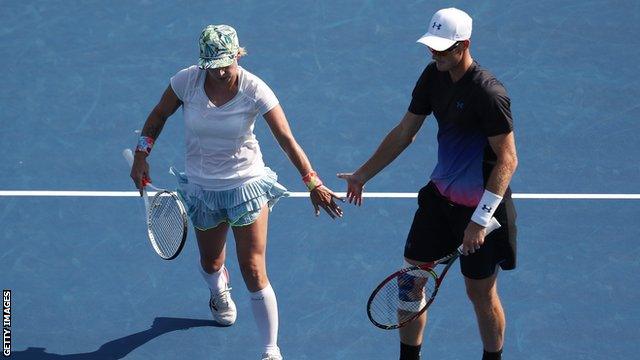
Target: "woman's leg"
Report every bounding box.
[196,222,237,325]
[196,222,229,272]
[232,205,281,358]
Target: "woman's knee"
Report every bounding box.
[238,257,267,285]
[200,257,225,273]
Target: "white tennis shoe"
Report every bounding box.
[209,286,237,326]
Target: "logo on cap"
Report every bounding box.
[416,8,473,52]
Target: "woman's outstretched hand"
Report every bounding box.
[309,185,344,218]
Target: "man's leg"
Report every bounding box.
[399,183,452,360]
[464,272,505,357]
[399,311,426,360]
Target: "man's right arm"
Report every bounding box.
[338,111,427,205]
[354,111,428,183]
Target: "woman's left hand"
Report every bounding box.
[309,185,344,219]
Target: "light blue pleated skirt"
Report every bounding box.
[172,167,289,229]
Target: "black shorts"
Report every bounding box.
[404,182,517,279]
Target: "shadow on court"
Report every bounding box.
[10,317,225,360]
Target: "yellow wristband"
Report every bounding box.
[302,171,323,191]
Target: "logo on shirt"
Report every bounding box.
[456,101,464,109]
[432,22,442,30]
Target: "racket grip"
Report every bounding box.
[123,148,135,166]
[123,148,155,188]
[456,217,501,254]
[486,217,501,234]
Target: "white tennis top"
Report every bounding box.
[170,65,279,190]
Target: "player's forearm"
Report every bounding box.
[485,154,518,196]
[356,125,412,183]
[135,108,168,159]
[140,107,169,140]
[277,136,314,177]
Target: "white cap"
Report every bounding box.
[417,8,472,51]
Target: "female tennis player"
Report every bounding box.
[128,24,343,360]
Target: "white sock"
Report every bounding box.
[250,284,279,355]
[200,264,229,293]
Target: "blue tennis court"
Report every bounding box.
[2,1,639,359]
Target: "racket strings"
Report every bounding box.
[369,268,436,327]
[148,193,186,258]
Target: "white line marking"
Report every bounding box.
[0,191,138,197]
[1,191,640,200]
[512,193,640,200]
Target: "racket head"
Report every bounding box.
[366,265,439,330]
[146,190,189,260]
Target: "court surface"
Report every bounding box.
[1,1,639,359]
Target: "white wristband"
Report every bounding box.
[471,190,503,227]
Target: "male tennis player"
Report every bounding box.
[339,8,517,360]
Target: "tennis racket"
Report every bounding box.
[367,218,501,330]
[123,148,188,260]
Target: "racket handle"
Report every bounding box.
[123,148,135,166]
[486,217,501,234]
[123,148,159,190]
[457,217,502,254]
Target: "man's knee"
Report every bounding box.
[464,276,498,305]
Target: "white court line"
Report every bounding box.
[0,190,640,199]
